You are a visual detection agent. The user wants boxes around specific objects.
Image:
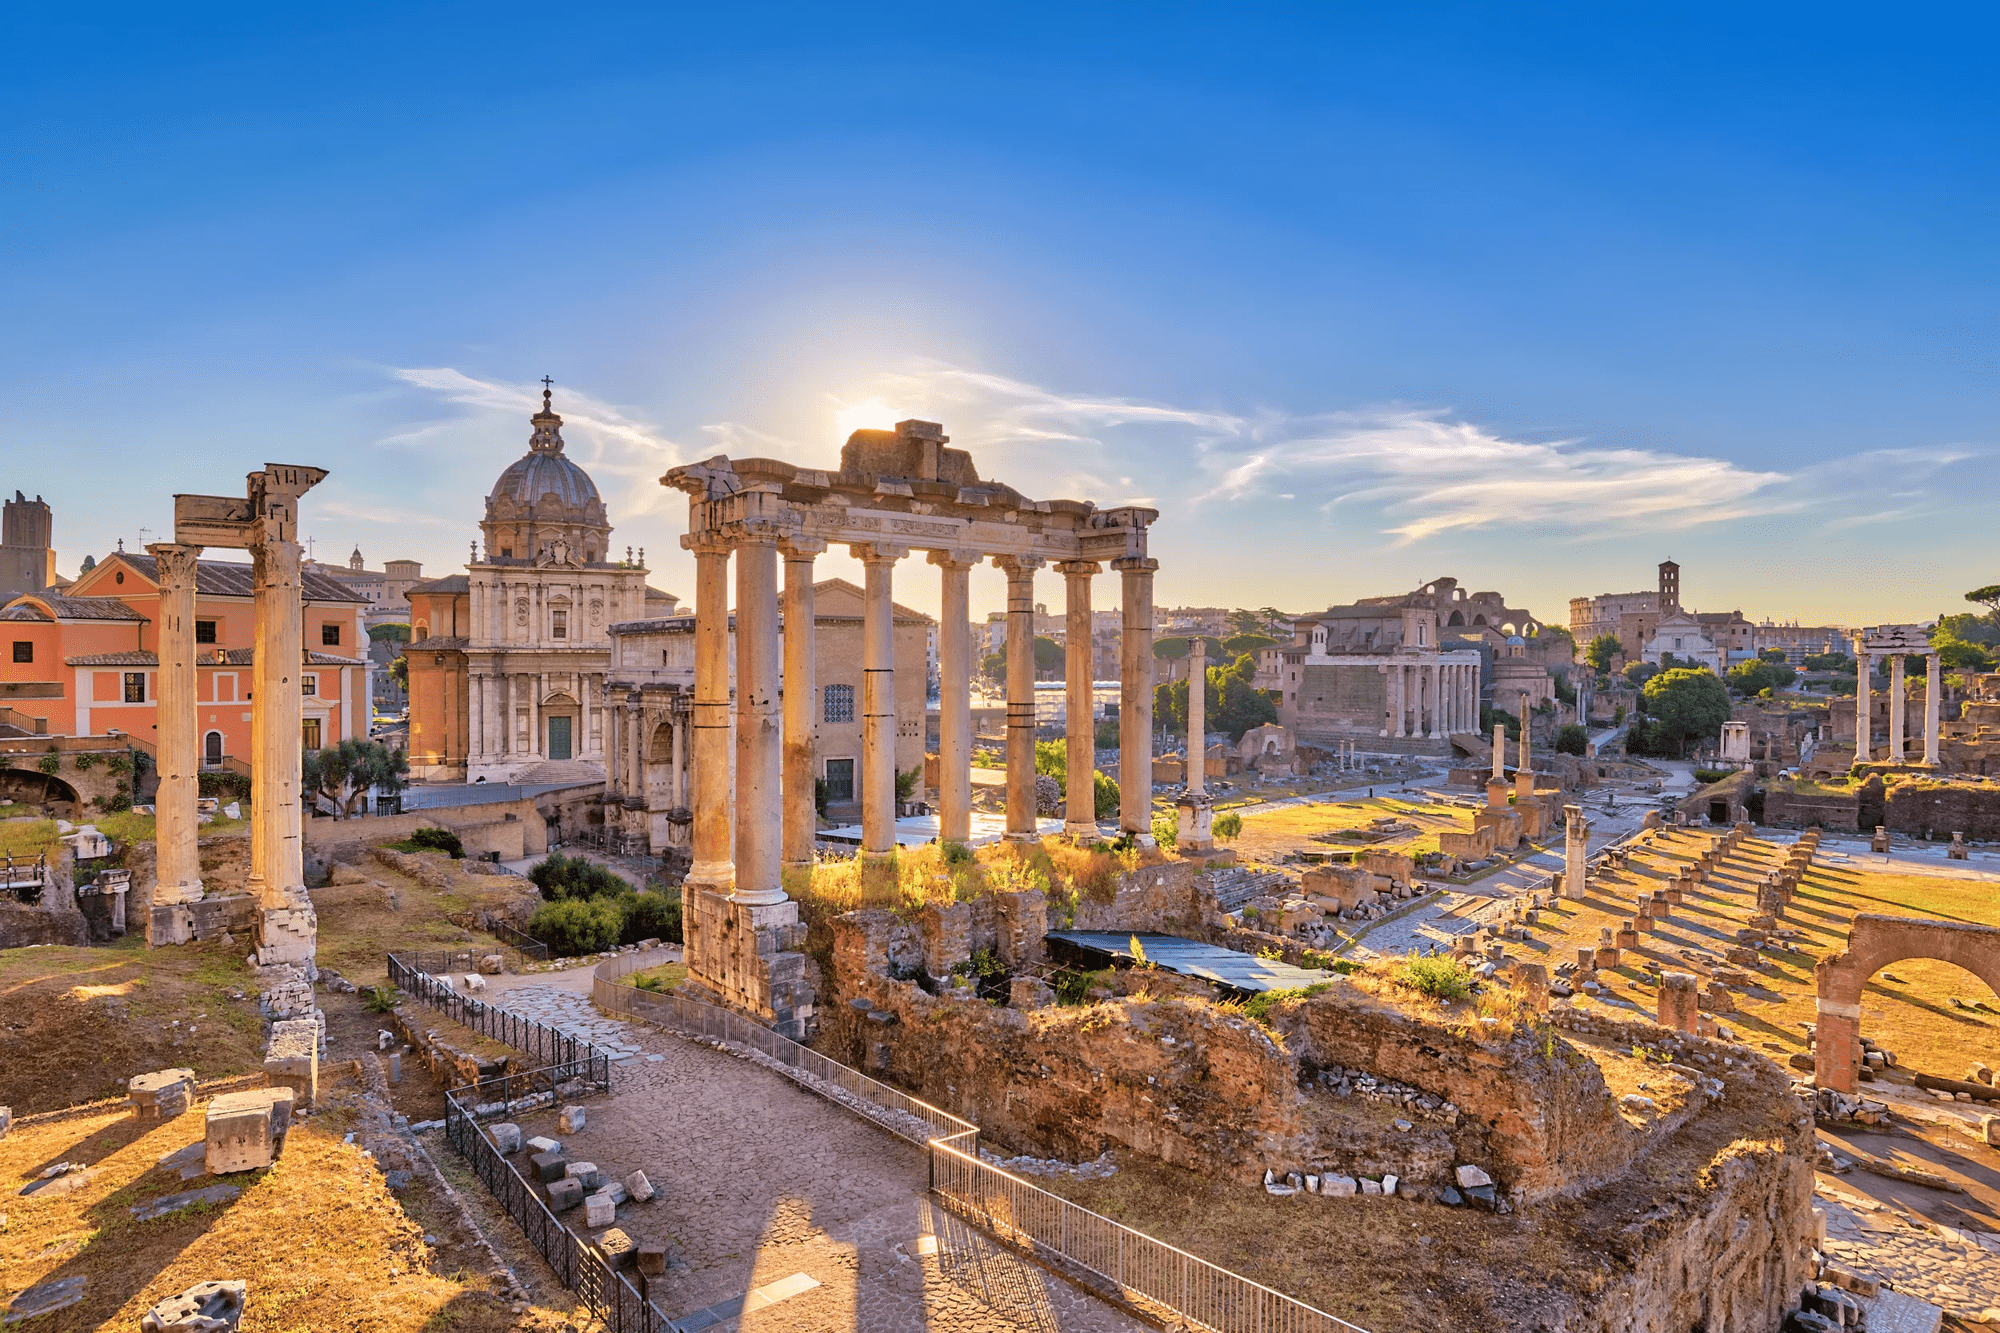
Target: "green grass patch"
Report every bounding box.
[1392,954,1474,1001]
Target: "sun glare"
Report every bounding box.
[830,396,896,441]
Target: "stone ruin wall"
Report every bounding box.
[1763,777,2000,839]
[815,858,1814,1333]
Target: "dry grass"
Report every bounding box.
[0,1103,517,1332]
[1040,1150,1592,1333]
[1229,796,1479,864]
[1526,830,2000,1078]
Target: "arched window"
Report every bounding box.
[204,731,223,766]
[1448,611,1465,626]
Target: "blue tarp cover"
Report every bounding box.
[1045,930,1337,994]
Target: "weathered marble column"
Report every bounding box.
[671,705,688,808]
[624,695,642,798]
[249,534,313,964]
[854,543,906,861]
[1423,664,1436,738]
[1059,560,1101,838]
[1562,803,1588,900]
[1854,638,1871,763]
[781,539,824,869]
[1924,652,1941,766]
[683,534,735,894]
[1888,652,1906,762]
[147,543,204,942]
[930,550,978,848]
[1114,557,1157,841]
[997,556,1044,841]
[1186,635,1207,797]
[1491,722,1506,781]
[1391,664,1406,738]
[605,696,624,800]
[733,529,785,905]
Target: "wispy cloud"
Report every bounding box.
[823,362,1983,545]
[387,368,689,524]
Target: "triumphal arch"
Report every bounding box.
[662,420,1159,1038]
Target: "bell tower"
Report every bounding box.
[1658,560,1680,613]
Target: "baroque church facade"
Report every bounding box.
[404,389,675,782]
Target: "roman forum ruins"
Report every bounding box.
[1852,624,1945,766]
[661,420,1158,1037]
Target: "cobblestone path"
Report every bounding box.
[472,978,1144,1333]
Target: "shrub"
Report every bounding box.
[363,986,398,1015]
[528,897,624,956]
[530,852,630,902]
[1243,981,1332,1026]
[1152,812,1178,848]
[1093,770,1119,819]
[37,748,60,776]
[406,826,465,858]
[1554,724,1588,756]
[1212,811,1242,842]
[618,890,683,945]
[1692,768,1734,785]
[1393,954,1473,1001]
[941,840,975,866]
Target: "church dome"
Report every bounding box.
[491,449,601,509]
[479,387,613,563]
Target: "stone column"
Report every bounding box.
[1515,729,1534,804]
[683,535,735,894]
[1814,998,1861,1093]
[1925,652,1941,767]
[1424,664,1437,738]
[733,529,784,906]
[1492,722,1506,781]
[1659,972,1699,1034]
[1562,803,1587,900]
[997,556,1044,841]
[854,543,906,861]
[606,695,623,800]
[147,543,204,943]
[1114,557,1157,841]
[782,539,824,869]
[1186,635,1207,797]
[625,695,642,798]
[1889,652,1906,763]
[249,535,313,964]
[672,704,688,808]
[930,550,978,848]
[1391,665,1405,737]
[1059,560,1101,838]
[1854,638,1870,762]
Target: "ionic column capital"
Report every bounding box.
[848,541,909,565]
[682,532,735,557]
[993,554,1045,579]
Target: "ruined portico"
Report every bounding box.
[1853,625,1943,767]
[663,421,1159,1038]
[160,467,328,1021]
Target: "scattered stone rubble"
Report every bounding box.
[1311,1064,1460,1124]
[140,1279,247,1333]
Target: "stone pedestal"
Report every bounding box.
[129,1068,196,1121]
[683,889,815,1041]
[263,1017,319,1108]
[204,1087,295,1174]
[1176,791,1215,856]
[1659,972,1699,1033]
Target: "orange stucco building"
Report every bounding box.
[0,549,369,764]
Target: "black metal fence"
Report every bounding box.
[443,1082,673,1332]
[488,920,550,964]
[387,951,601,1072]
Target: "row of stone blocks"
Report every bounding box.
[486,1120,668,1275]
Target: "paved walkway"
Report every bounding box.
[464,971,1144,1333]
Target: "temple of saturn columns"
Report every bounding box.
[152,465,327,1033]
[662,420,1158,1039]
[1852,624,1944,766]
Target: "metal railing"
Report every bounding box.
[2,851,46,904]
[443,1080,672,1333]
[593,951,1371,1333]
[489,920,550,963]
[387,951,601,1072]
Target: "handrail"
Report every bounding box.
[592,950,1370,1333]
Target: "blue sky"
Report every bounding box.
[5,3,1994,626]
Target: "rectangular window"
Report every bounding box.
[551,610,567,640]
[194,620,217,644]
[301,674,317,696]
[123,672,146,703]
[321,623,341,646]
[824,758,855,802]
[302,718,322,750]
[11,641,30,664]
[822,683,855,723]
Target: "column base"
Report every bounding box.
[683,889,816,1041]
[684,860,735,896]
[1064,820,1101,841]
[1176,793,1215,856]
[255,903,318,968]
[148,905,195,947]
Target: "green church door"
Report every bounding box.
[548,716,573,761]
